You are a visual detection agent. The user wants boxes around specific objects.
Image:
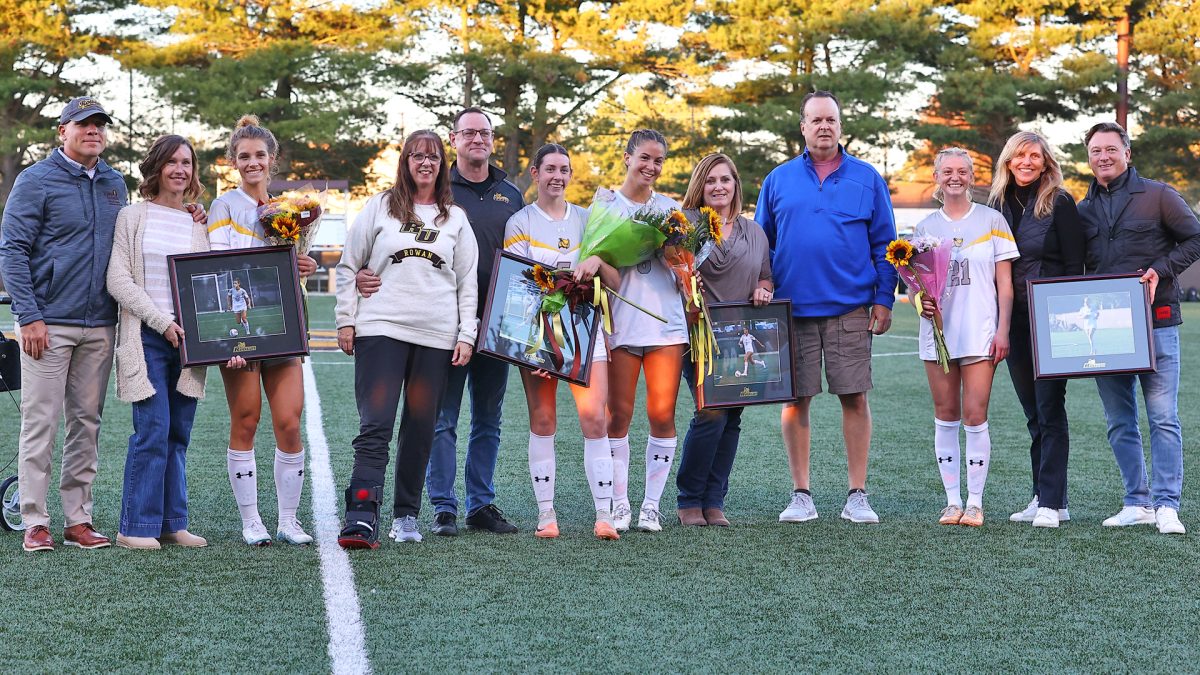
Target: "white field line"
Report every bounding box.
[873,351,920,357]
[878,334,920,340]
[302,361,373,675]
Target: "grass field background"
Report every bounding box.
[194,305,287,343]
[1,298,1198,673]
[1050,326,1137,358]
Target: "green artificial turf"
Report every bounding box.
[1,297,1198,673]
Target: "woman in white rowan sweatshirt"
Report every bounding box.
[333,130,479,549]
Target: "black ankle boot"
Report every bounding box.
[338,481,383,549]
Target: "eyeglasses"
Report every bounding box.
[409,152,441,164]
[455,128,494,141]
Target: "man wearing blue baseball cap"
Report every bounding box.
[0,97,205,552]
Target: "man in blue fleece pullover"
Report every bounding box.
[755,91,898,525]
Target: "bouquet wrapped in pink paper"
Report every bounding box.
[886,234,952,372]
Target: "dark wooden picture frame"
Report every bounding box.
[168,246,309,367]
[477,250,602,386]
[1028,272,1156,379]
[698,300,798,409]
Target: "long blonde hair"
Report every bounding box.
[931,147,974,204]
[988,131,1064,219]
[682,153,743,220]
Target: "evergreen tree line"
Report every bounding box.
[3,0,1197,212]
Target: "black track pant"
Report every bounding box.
[1007,310,1071,510]
[350,336,452,518]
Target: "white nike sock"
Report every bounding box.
[934,418,962,507]
[528,432,556,512]
[274,448,305,523]
[643,435,676,511]
[227,448,261,527]
[965,422,991,509]
[584,436,614,512]
[609,435,630,507]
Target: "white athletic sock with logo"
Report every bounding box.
[584,436,614,512]
[528,432,556,512]
[609,435,630,508]
[274,448,305,523]
[965,422,991,509]
[227,448,261,526]
[643,436,677,511]
[934,418,962,507]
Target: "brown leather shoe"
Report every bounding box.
[64,523,111,549]
[677,507,707,526]
[703,508,731,527]
[159,530,207,547]
[23,525,54,552]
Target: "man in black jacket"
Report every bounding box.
[1078,122,1200,535]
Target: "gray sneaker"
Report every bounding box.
[841,492,879,523]
[389,516,422,543]
[779,491,818,522]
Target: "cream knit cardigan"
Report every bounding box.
[106,200,209,403]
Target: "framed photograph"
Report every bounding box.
[1028,273,1156,379]
[168,246,309,367]
[478,251,601,386]
[698,300,798,409]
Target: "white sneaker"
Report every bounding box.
[613,502,633,532]
[1031,507,1059,528]
[1156,507,1186,535]
[779,491,818,522]
[276,517,314,545]
[840,492,879,523]
[242,519,273,546]
[389,516,422,542]
[637,506,662,532]
[1010,496,1072,523]
[1010,497,1039,522]
[1102,506,1156,527]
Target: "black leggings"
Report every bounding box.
[351,336,452,518]
[1007,310,1071,509]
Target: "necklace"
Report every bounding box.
[1013,192,1028,211]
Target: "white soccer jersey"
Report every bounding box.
[605,190,688,349]
[503,203,589,269]
[915,203,1020,361]
[229,287,251,312]
[504,202,607,360]
[209,188,268,250]
[739,333,755,354]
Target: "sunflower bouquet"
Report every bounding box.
[887,234,952,372]
[256,184,328,252]
[650,206,726,376]
[521,264,666,381]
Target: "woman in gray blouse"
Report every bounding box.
[676,154,774,527]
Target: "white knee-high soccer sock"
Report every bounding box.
[965,422,991,509]
[584,437,614,512]
[609,435,630,507]
[528,432,556,512]
[227,448,261,527]
[643,436,677,511]
[274,448,305,523]
[934,418,962,507]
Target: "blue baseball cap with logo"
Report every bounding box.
[59,97,114,126]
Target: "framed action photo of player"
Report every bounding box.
[477,251,602,386]
[168,246,309,367]
[1028,273,1156,379]
[698,300,798,409]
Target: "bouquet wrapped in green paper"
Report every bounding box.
[578,188,667,268]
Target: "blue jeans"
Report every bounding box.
[676,356,743,510]
[1094,326,1183,510]
[119,327,198,537]
[426,353,509,516]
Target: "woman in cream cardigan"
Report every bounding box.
[107,135,242,549]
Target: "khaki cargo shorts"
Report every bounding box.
[791,306,874,397]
